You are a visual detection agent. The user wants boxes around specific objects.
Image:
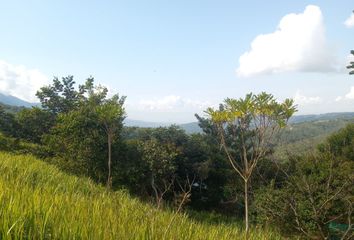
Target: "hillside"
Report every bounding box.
[0,93,36,107]
[0,102,26,114]
[0,152,283,239]
[274,118,354,159]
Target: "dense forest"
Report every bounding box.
[0,74,353,239]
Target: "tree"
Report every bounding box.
[348,50,354,75]
[205,92,296,234]
[96,94,126,189]
[42,77,126,187]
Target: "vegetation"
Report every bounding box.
[0,75,353,239]
[254,124,354,239]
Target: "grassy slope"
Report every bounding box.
[274,119,354,159]
[0,152,284,240]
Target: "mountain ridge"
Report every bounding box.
[0,92,37,107]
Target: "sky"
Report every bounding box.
[0,0,353,123]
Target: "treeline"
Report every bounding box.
[0,76,353,239]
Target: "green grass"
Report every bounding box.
[0,152,286,239]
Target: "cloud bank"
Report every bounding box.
[0,60,49,102]
[336,86,354,102]
[237,5,336,77]
[294,91,322,105]
[344,12,354,28]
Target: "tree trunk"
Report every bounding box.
[244,179,249,237]
[151,175,160,208]
[107,133,112,189]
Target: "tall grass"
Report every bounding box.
[0,152,286,239]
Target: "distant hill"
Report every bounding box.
[289,112,354,123]
[0,93,36,107]
[124,119,171,128]
[179,122,203,134]
[124,119,203,133]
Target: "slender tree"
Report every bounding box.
[96,94,126,189]
[205,92,296,235]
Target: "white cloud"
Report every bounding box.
[334,86,354,102]
[0,60,49,102]
[294,91,322,105]
[139,95,210,111]
[344,12,354,28]
[237,5,336,77]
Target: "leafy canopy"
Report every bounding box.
[206,92,296,128]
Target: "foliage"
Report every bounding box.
[0,132,49,157]
[0,105,19,137]
[36,76,93,114]
[16,107,55,143]
[318,123,354,160]
[44,104,107,180]
[138,139,179,207]
[254,125,354,239]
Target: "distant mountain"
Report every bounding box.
[289,112,354,124]
[179,122,202,134]
[178,112,354,134]
[0,93,36,107]
[124,119,202,134]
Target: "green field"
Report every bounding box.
[0,152,286,240]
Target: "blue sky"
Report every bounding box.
[0,0,353,123]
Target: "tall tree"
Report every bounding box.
[205,92,296,234]
[96,94,126,189]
